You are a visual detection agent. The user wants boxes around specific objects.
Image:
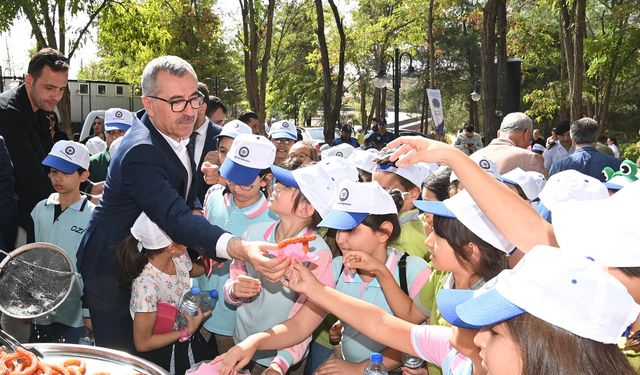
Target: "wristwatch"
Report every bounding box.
[178,327,191,342]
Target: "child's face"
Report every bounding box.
[421,188,439,235]
[426,230,461,272]
[48,168,89,194]
[372,170,416,212]
[228,175,267,204]
[217,137,234,165]
[336,223,389,256]
[474,323,523,375]
[268,182,299,216]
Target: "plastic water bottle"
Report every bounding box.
[401,352,424,369]
[78,327,95,346]
[175,286,202,329]
[363,353,387,375]
[200,289,219,314]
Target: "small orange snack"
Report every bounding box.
[269,235,319,263]
[277,235,317,254]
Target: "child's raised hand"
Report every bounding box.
[233,275,262,298]
[343,250,384,276]
[212,338,259,375]
[387,136,455,167]
[201,160,221,185]
[282,261,321,295]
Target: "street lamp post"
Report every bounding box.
[204,76,233,97]
[373,48,417,137]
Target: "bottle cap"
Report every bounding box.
[191,286,201,295]
[370,353,383,363]
[209,289,219,299]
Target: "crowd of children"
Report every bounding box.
[20,107,640,375]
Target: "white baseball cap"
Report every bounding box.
[450,156,502,183]
[501,168,546,201]
[268,120,298,141]
[321,143,356,160]
[376,162,437,189]
[538,170,608,212]
[437,245,640,344]
[348,148,379,174]
[42,140,90,173]
[104,108,134,132]
[219,134,276,185]
[531,143,546,154]
[131,212,172,250]
[414,190,514,253]
[275,157,359,218]
[85,136,106,155]
[216,119,252,140]
[318,180,397,230]
[552,180,640,267]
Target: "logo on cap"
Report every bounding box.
[238,146,250,158]
[282,122,290,128]
[339,188,349,202]
[115,111,123,118]
[479,159,491,170]
[336,152,343,157]
[65,146,75,155]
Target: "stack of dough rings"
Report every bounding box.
[1,346,91,374]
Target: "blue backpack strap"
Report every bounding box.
[441,349,458,374]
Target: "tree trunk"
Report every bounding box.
[427,0,436,89]
[327,0,346,143]
[495,0,507,121]
[480,0,499,141]
[239,0,274,135]
[571,0,586,121]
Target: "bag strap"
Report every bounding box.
[398,252,409,295]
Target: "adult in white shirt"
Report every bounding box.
[543,121,574,170]
[607,136,620,158]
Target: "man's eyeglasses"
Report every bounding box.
[147,94,204,113]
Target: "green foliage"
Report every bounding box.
[82,0,236,96]
[619,142,640,164]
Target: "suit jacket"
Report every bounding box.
[472,138,549,178]
[0,136,18,252]
[195,120,222,204]
[76,113,227,304]
[0,85,54,239]
[550,146,622,182]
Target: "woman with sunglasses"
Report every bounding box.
[47,112,68,143]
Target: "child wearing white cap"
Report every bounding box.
[214,181,431,374]
[268,120,298,167]
[89,108,134,182]
[30,140,95,344]
[385,136,640,368]
[223,160,336,374]
[115,212,212,374]
[196,134,276,354]
[373,156,437,259]
[201,119,253,187]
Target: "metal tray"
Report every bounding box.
[24,343,169,374]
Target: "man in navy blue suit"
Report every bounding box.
[77,56,288,352]
[192,82,222,205]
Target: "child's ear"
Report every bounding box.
[296,200,315,219]
[261,173,272,188]
[376,221,393,243]
[79,170,90,182]
[464,242,481,262]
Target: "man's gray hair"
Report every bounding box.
[570,117,598,145]
[499,112,533,133]
[141,56,197,96]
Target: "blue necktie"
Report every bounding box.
[187,132,197,173]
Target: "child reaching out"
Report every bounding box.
[116,213,212,374]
